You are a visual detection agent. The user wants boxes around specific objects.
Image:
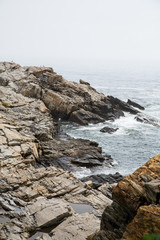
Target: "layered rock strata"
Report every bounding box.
[90,155,160,240]
[0,62,159,240]
[0,62,141,126]
[0,62,114,239]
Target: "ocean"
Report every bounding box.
[57,64,160,178]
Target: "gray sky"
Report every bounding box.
[0,0,160,70]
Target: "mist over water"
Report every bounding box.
[61,66,160,178]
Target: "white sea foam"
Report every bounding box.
[61,69,160,178]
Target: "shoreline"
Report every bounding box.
[0,62,159,240]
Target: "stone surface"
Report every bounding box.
[122,205,160,240]
[81,172,123,189]
[0,61,141,125]
[38,213,100,240]
[100,127,119,134]
[127,99,145,110]
[0,62,114,239]
[0,62,159,239]
[135,112,160,127]
[26,197,72,228]
[91,154,160,240]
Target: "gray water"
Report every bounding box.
[59,65,160,178]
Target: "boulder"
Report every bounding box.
[100,127,119,134]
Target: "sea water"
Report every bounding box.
[58,64,160,178]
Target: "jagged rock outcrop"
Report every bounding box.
[90,154,160,240]
[127,99,145,110]
[0,62,141,126]
[0,62,159,239]
[0,62,114,239]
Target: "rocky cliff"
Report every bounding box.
[90,155,160,240]
[0,62,159,240]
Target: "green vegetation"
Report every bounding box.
[1,101,9,107]
[143,234,160,240]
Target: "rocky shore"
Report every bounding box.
[0,62,159,239]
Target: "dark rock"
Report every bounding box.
[79,79,90,85]
[81,172,123,189]
[69,109,105,125]
[0,76,8,86]
[37,138,112,171]
[127,99,145,110]
[107,96,139,115]
[135,113,160,127]
[100,127,119,134]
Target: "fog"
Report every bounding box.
[0,0,160,71]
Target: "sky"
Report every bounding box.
[0,0,160,70]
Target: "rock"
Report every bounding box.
[127,99,145,110]
[108,96,139,115]
[1,62,159,239]
[69,109,105,125]
[145,179,160,204]
[0,76,9,86]
[135,113,160,127]
[80,172,123,189]
[98,183,117,200]
[38,138,112,171]
[26,197,73,228]
[100,127,118,134]
[91,154,160,240]
[80,79,90,85]
[0,61,136,125]
[122,205,160,240]
[36,213,100,240]
[0,63,114,239]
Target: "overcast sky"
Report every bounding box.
[0,0,160,70]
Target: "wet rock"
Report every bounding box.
[108,96,139,115]
[80,172,123,189]
[127,99,145,110]
[100,127,119,134]
[38,138,111,171]
[69,109,105,125]
[135,113,160,127]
